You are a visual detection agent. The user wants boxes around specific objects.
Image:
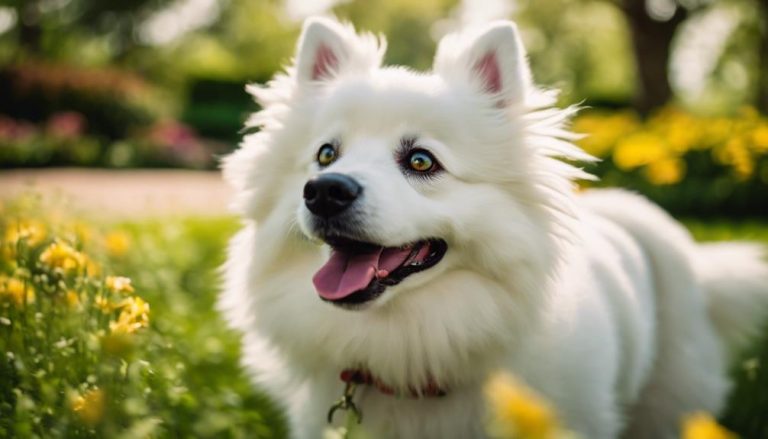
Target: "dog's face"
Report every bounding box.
[224,18,587,380]
[282,19,564,311]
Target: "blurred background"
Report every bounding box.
[1,0,767,215]
[1,1,768,438]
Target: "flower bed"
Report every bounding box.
[0,199,283,437]
[573,106,768,216]
[0,114,226,169]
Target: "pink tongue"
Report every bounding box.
[312,246,414,300]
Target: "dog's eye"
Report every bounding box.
[317,143,337,167]
[407,150,436,173]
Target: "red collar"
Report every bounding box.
[340,369,447,398]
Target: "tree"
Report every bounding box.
[757,0,768,112]
[6,0,174,61]
[619,0,690,114]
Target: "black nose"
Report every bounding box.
[303,173,362,218]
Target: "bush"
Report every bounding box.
[573,106,768,216]
[0,62,172,140]
[182,78,257,143]
[0,115,227,169]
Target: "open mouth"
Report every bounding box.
[312,236,448,308]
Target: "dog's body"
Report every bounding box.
[221,18,768,439]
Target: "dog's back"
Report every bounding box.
[581,189,768,438]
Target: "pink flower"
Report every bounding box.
[148,121,198,146]
[0,116,16,139]
[0,116,36,140]
[47,112,86,139]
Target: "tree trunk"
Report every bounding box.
[757,0,768,113]
[18,1,43,54]
[621,0,688,115]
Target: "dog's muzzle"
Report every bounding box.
[303,173,362,218]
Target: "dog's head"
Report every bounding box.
[223,18,591,382]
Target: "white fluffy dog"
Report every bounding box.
[220,17,768,439]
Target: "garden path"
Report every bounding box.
[0,168,231,218]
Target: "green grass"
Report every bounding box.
[684,218,768,243]
[0,212,287,438]
[2,210,766,438]
[107,216,289,438]
[682,218,768,438]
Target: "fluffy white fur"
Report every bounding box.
[220,17,768,439]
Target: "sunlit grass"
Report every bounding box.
[681,217,768,439]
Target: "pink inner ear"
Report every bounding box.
[312,44,339,80]
[473,52,502,94]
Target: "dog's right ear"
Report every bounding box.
[294,17,385,85]
[434,21,533,107]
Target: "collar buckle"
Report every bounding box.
[327,381,363,425]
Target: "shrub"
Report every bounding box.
[0,115,226,169]
[573,106,768,216]
[0,62,172,140]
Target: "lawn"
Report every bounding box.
[1,206,766,438]
[684,218,768,439]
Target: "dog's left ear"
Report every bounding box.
[434,21,532,107]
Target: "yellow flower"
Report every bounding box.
[104,231,130,257]
[65,290,80,308]
[649,106,699,153]
[39,239,88,273]
[0,275,35,306]
[485,372,559,439]
[644,158,686,185]
[682,412,737,439]
[715,138,754,180]
[702,118,733,148]
[4,219,46,247]
[94,295,115,314]
[71,221,94,245]
[751,123,768,153]
[109,296,150,334]
[85,259,100,277]
[71,388,105,426]
[105,276,134,295]
[613,133,669,171]
[573,111,640,158]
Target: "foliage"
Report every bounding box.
[0,0,765,156]
[0,62,173,139]
[0,114,226,169]
[517,0,636,106]
[181,79,257,143]
[5,0,175,59]
[334,0,458,71]
[574,106,768,215]
[0,198,285,438]
[685,219,768,439]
